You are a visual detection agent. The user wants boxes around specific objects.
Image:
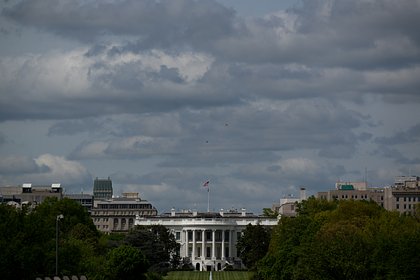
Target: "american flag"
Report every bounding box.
[203,181,210,187]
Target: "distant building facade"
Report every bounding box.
[317,176,420,215]
[64,193,94,213]
[272,187,307,217]
[91,192,157,233]
[135,208,278,271]
[93,177,113,200]
[390,176,420,214]
[0,183,63,207]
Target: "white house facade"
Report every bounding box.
[135,208,278,271]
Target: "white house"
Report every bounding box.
[135,208,278,271]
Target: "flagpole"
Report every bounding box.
[207,186,210,212]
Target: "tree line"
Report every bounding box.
[0,197,179,280]
[238,198,420,280]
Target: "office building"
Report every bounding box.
[272,187,307,217]
[91,192,157,233]
[317,176,420,215]
[93,177,113,200]
[0,183,63,206]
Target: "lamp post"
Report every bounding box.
[56,214,64,276]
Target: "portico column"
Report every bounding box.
[185,230,189,257]
[192,230,196,261]
[212,229,216,260]
[221,229,225,260]
[201,230,205,260]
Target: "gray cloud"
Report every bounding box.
[67,99,366,167]
[4,0,236,47]
[0,155,50,174]
[375,124,420,145]
[1,0,420,213]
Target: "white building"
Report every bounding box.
[272,187,307,217]
[135,208,278,271]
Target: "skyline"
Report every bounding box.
[1,0,420,213]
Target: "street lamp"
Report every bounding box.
[56,214,64,276]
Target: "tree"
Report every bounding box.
[0,198,102,279]
[262,208,278,218]
[105,245,148,280]
[237,223,271,270]
[255,199,420,280]
[125,225,180,272]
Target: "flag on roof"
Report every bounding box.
[203,181,210,187]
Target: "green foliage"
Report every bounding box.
[262,208,278,218]
[164,271,253,280]
[0,198,101,279]
[104,245,149,280]
[237,223,271,270]
[256,198,420,280]
[125,225,181,271]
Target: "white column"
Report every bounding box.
[185,230,189,258]
[192,230,196,261]
[201,230,205,260]
[221,229,225,260]
[212,229,216,260]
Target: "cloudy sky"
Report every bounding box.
[1,0,420,214]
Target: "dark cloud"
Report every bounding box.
[4,0,236,48]
[1,0,420,212]
[66,99,366,166]
[375,124,420,145]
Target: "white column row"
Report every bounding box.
[183,229,233,261]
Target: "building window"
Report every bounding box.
[396,204,399,209]
[224,230,230,242]
[396,197,399,202]
[225,247,229,258]
[206,231,212,241]
[188,231,193,241]
[206,247,211,258]
[175,231,181,241]
[216,230,222,242]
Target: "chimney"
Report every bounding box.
[241,208,246,217]
[171,208,176,217]
[220,209,224,216]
